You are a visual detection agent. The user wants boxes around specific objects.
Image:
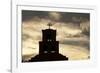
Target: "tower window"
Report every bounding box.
[44,51,48,53]
[51,51,55,53]
[47,39,52,41]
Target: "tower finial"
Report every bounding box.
[47,22,53,29]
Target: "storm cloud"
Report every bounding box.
[22,10,89,23]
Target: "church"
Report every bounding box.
[29,23,68,62]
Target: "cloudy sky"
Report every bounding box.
[22,10,90,61]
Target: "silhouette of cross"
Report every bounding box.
[47,22,53,29]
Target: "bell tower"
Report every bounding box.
[39,23,59,54]
[28,23,68,62]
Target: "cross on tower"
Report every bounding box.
[47,22,53,29]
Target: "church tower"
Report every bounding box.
[29,23,68,62]
[39,23,59,54]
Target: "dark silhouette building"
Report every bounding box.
[29,23,68,62]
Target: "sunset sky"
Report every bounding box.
[22,10,90,61]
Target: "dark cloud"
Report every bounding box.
[60,39,90,50]
[22,10,49,21]
[22,33,41,41]
[59,12,89,23]
[22,10,90,34]
[82,28,90,36]
[22,10,90,23]
[22,33,31,41]
[65,33,84,38]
